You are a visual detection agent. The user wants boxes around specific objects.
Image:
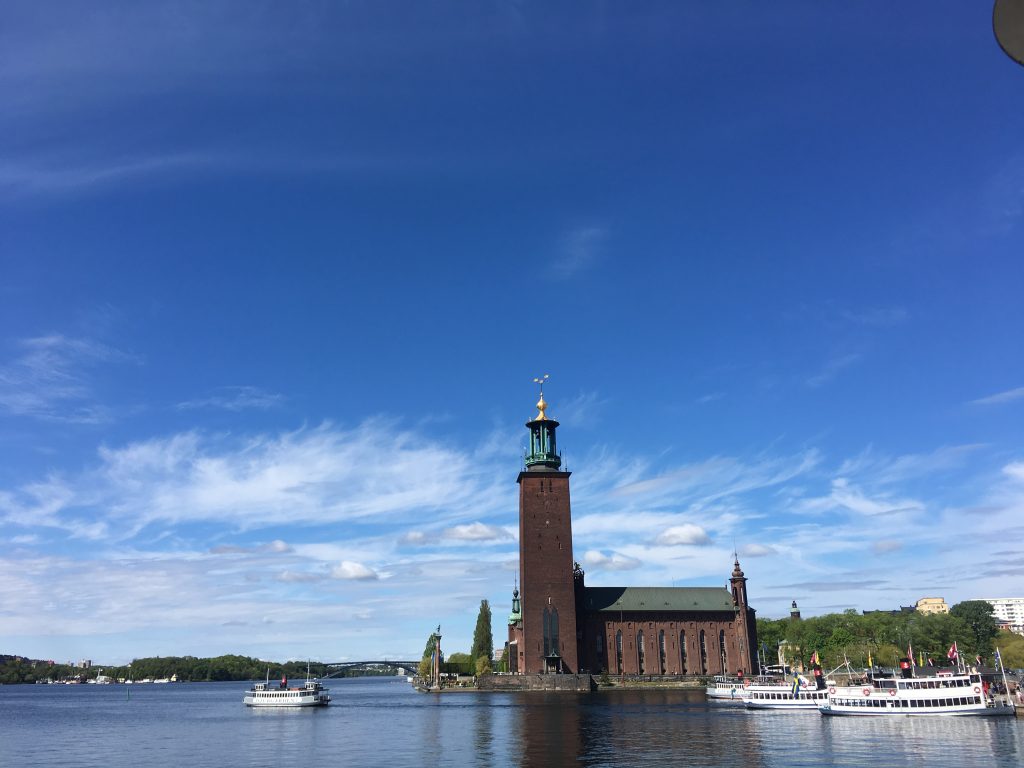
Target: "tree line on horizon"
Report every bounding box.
[0,654,397,685]
[756,600,1024,671]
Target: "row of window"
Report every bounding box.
[896,678,975,690]
[833,697,982,708]
[607,629,727,674]
[751,691,827,700]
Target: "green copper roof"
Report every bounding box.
[583,586,736,613]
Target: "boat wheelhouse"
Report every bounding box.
[821,670,1014,717]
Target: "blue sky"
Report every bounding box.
[2,2,1023,665]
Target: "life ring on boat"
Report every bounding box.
[974,686,981,694]
[862,688,871,696]
[889,689,896,697]
[828,686,836,694]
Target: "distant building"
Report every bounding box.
[972,598,1024,635]
[915,597,949,615]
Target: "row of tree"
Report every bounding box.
[0,654,394,685]
[756,601,1024,670]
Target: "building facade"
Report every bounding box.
[914,597,949,615]
[507,388,758,676]
[973,597,1024,635]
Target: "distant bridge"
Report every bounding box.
[321,660,419,678]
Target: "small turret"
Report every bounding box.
[790,600,801,621]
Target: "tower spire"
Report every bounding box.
[525,374,561,470]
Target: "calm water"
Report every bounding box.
[1,678,1022,768]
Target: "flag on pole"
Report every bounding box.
[918,651,924,667]
[867,651,873,668]
[995,648,1003,668]
[927,656,934,667]
[810,650,819,666]
[947,641,958,661]
[907,642,915,667]
[976,655,983,668]
[791,676,800,699]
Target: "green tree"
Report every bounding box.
[475,655,492,676]
[471,600,493,667]
[950,601,1000,656]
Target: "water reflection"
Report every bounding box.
[1,679,1021,768]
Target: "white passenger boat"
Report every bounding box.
[705,675,747,700]
[745,676,831,711]
[821,670,1015,717]
[243,672,331,708]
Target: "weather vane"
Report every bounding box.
[533,373,550,394]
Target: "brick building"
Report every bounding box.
[507,387,758,676]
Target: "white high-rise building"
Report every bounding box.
[972,598,1024,635]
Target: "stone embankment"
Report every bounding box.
[475,673,595,692]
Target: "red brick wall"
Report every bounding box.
[518,470,579,673]
[578,612,754,676]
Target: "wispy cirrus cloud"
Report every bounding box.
[839,307,909,327]
[805,353,863,388]
[550,226,607,279]
[0,334,136,423]
[176,385,285,412]
[970,386,1024,406]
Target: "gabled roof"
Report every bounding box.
[583,586,736,613]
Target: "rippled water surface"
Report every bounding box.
[1,678,1022,767]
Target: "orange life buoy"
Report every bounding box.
[889,689,896,697]
[974,686,981,694]
[828,686,836,694]
[862,688,871,696]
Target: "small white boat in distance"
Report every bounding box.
[243,671,331,708]
[745,676,831,711]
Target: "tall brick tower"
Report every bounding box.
[517,378,578,674]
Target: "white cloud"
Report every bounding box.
[1003,462,1024,482]
[655,524,712,546]
[582,550,642,571]
[872,540,903,554]
[740,543,776,557]
[971,386,1024,406]
[330,561,379,581]
[443,523,513,542]
[176,385,284,412]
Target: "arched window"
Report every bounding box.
[542,609,550,657]
[719,629,728,673]
[615,630,623,674]
[659,630,667,674]
[551,608,559,656]
[637,631,645,674]
[699,630,708,674]
[680,631,687,674]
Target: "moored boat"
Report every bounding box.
[821,670,1014,717]
[744,676,832,711]
[705,675,747,700]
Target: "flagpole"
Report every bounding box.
[997,648,1010,707]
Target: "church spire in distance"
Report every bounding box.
[525,374,562,470]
